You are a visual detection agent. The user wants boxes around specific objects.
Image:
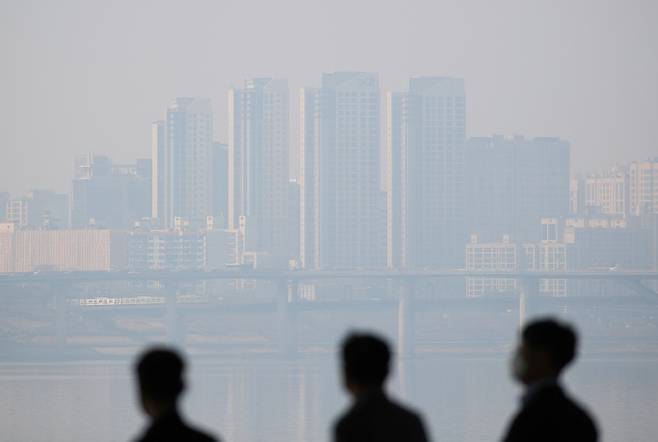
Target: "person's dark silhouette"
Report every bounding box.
[502,318,598,442]
[133,347,219,442]
[333,332,429,442]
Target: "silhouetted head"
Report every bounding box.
[341,332,391,397]
[135,347,186,418]
[511,318,578,386]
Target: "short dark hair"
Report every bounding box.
[136,347,185,402]
[341,332,391,387]
[523,318,577,372]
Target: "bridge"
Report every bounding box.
[1,269,657,285]
[1,269,656,355]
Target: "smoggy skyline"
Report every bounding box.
[2,0,657,196]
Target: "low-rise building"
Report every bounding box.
[206,228,240,269]
[584,170,627,216]
[564,218,649,270]
[128,230,205,271]
[465,232,569,297]
[6,200,28,228]
[466,235,518,297]
[0,225,127,272]
[629,158,658,216]
[127,217,241,271]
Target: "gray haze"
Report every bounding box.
[2,0,657,195]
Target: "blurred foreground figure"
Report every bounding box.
[503,318,598,441]
[334,332,429,442]
[134,347,218,442]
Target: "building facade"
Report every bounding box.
[128,230,205,271]
[0,225,127,273]
[299,72,385,269]
[151,120,166,223]
[584,170,627,216]
[6,199,28,228]
[211,142,229,228]
[466,220,570,297]
[71,154,151,229]
[465,135,570,243]
[228,79,290,267]
[387,77,466,269]
[163,98,213,229]
[564,218,650,270]
[629,158,658,215]
[0,192,9,222]
[465,235,517,297]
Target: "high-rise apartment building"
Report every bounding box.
[644,213,658,271]
[163,98,213,229]
[629,158,658,215]
[151,120,166,223]
[24,190,69,229]
[228,79,290,267]
[386,77,466,269]
[71,154,151,229]
[211,142,229,229]
[465,136,570,243]
[287,178,300,267]
[298,87,319,269]
[0,192,9,222]
[569,178,583,215]
[6,199,28,228]
[299,72,385,269]
[584,170,627,216]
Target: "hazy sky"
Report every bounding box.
[2,0,656,196]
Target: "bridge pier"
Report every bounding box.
[397,279,416,357]
[55,292,67,347]
[397,354,416,401]
[517,277,538,329]
[164,283,181,344]
[51,282,74,347]
[276,280,297,356]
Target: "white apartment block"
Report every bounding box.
[465,234,568,297]
[6,199,28,228]
[584,171,627,216]
[465,235,516,297]
[629,158,658,215]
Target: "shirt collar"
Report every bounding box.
[521,377,559,405]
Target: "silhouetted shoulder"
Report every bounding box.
[135,413,219,442]
[503,385,597,442]
[334,392,428,442]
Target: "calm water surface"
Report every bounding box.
[1,354,657,442]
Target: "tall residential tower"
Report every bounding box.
[300,72,385,269]
[151,120,165,223]
[386,77,466,269]
[228,78,290,267]
[162,98,213,229]
[464,135,571,243]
